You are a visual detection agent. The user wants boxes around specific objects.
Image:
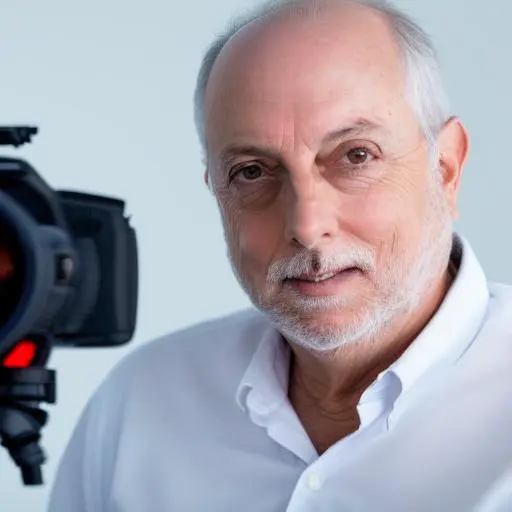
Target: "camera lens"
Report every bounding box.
[0,217,25,327]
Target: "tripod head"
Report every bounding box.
[0,126,138,485]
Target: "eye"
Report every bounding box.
[232,164,264,181]
[345,147,374,166]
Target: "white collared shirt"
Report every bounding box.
[48,234,512,512]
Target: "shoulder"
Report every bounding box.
[97,307,273,396]
[129,307,270,366]
[470,280,512,358]
[54,309,273,470]
[48,310,273,510]
[488,280,512,299]
[487,281,512,323]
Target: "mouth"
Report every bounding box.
[283,267,360,297]
[287,267,359,282]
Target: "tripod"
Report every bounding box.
[0,364,55,485]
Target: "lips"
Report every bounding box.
[288,267,357,282]
[284,267,360,297]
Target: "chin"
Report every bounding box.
[268,288,368,315]
[263,300,395,351]
[272,314,376,352]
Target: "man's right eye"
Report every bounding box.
[234,164,264,181]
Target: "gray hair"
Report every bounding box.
[193,0,450,166]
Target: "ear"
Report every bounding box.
[203,170,215,195]
[436,116,470,220]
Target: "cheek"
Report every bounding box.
[218,197,241,244]
[221,202,283,279]
[341,182,425,250]
[238,215,282,266]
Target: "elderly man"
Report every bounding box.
[48,0,512,510]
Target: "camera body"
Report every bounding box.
[0,156,138,354]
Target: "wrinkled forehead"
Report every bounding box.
[204,4,414,159]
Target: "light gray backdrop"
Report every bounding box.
[0,0,509,510]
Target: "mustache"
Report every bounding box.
[266,246,376,283]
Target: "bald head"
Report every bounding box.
[194,0,449,165]
[206,0,403,100]
[203,0,414,168]
[209,0,401,67]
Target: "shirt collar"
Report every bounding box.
[236,232,490,412]
[235,324,289,413]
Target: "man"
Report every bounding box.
[48,0,512,510]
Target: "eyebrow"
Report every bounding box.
[217,118,384,166]
[321,118,383,144]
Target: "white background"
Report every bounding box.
[0,0,511,510]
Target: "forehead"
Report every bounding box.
[204,5,414,158]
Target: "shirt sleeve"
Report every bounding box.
[46,365,128,512]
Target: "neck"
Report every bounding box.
[288,265,455,410]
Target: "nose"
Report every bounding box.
[284,179,338,250]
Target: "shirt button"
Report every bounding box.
[307,473,323,491]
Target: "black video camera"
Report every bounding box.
[0,126,138,486]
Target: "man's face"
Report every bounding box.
[203,6,462,351]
